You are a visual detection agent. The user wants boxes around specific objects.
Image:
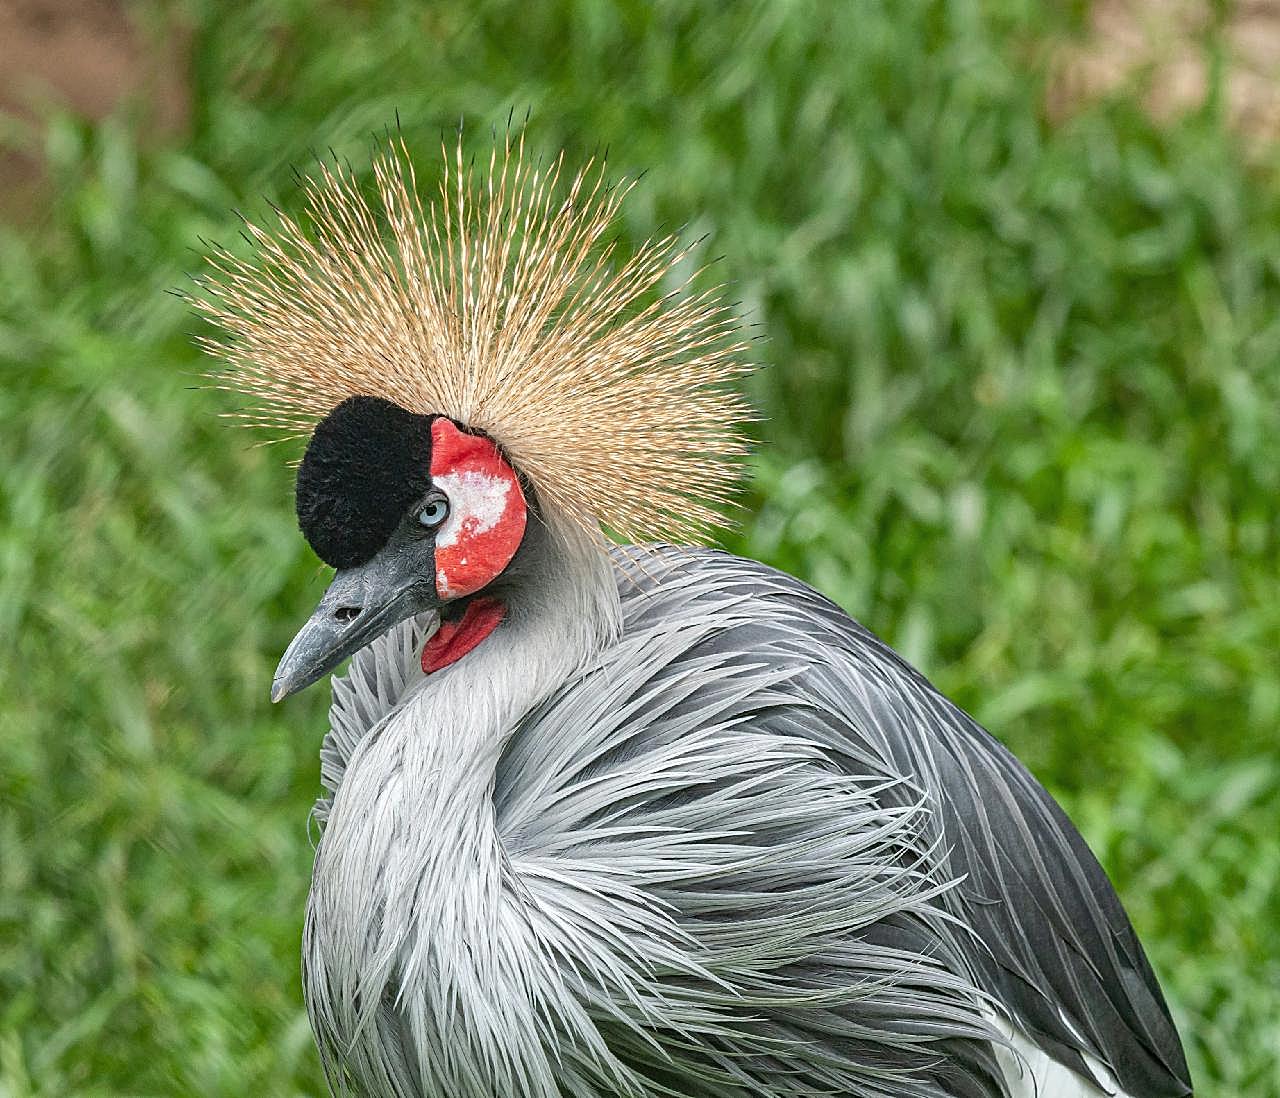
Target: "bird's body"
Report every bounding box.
[303,535,1189,1098]
[195,132,1191,1097]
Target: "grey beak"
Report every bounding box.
[271,543,437,702]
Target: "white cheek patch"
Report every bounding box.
[434,470,513,548]
[427,419,527,602]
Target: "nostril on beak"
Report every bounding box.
[333,605,362,625]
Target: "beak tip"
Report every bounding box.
[270,671,296,704]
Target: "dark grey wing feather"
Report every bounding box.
[818,618,1191,1097]
[616,546,1192,1097]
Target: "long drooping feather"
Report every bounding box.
[193,133,751,546]
[307,545,1191,1098]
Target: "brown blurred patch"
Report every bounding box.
[1049,1,1280,147]
[0,0,189,220]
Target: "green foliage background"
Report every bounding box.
[2,1,1278,1094]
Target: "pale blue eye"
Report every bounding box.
[417,497,449,529]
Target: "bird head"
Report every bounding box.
[270,398,530,699]
[193,130,751,700]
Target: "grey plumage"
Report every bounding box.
[302,530,1190,1098]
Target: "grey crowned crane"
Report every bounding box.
[195,135,1192,1098]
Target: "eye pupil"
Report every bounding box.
[418,498,449,528]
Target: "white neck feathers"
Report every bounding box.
[303,513,620,1096]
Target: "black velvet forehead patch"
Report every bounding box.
[295,395,434,568]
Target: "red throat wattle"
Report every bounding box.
[421,597,506,674]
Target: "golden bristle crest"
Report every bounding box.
[194,132,753,546]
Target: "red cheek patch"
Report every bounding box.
[429,419,527,600]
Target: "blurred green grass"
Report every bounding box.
[1,1,1277,1094]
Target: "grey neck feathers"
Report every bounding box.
[316,509,621,816]
[303,510,621,1096]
